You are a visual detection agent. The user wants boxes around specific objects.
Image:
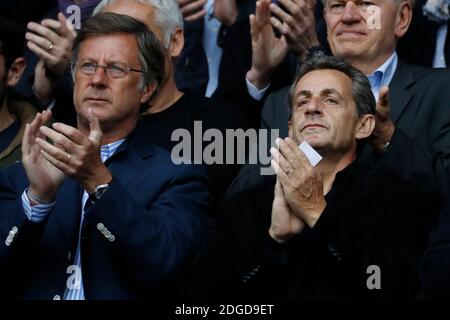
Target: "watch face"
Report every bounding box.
[93,184,109,200]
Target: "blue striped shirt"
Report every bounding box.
[21,139,125,300]
[203,0,223,97]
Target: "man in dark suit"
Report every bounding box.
[187,56,443,299]
[229,0,449,196]
[0,13,209,300]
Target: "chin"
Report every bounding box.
[303,136,327,149]
[333,43,366,58]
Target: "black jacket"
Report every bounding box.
[187,161,443,299]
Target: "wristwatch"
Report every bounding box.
[89,183,110,204]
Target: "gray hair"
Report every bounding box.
[72,12,165,95]
[288,55,375,118]
[94,0,183,47]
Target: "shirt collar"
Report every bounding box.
[367,51,398,88]
[100,139,126,162]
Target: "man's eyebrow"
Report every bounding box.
[295,90,312,99]
[295,88,343,99]
[320,88,344,100]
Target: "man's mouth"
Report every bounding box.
[85,97,109,103]
[301,124,327,132]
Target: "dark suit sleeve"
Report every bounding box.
[84,164,210,287]
[361,128,449,197]
[0,167,50,292]
[420,202,450,299]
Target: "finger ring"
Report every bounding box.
[48,43,54,51]
[66,153,71,163]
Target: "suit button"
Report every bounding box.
[108,235,115,242]
[11,226,18,234]
[97,223,104,231]
[53,295,61,300]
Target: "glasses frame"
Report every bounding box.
[70,61,145,79]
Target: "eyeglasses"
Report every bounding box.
[72,62,145,79]
[325,1,378,15]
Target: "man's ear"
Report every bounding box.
[395,1,412,39]
[7,57,26,87]
[168,28,184,58]
[140,81,158,104]
[355,114,375,140]
[288,119,293,138]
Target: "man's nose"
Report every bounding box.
[305,97,323,115]
[90,66,108,86]
[341,1,362,23]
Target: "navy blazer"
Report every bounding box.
[0,128,210,299]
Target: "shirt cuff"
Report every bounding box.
[246,77,270,101]
[21,189,55,223]
[46,99,56,110]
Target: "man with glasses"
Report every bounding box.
[95,0,256,212]
[0,12,210,300]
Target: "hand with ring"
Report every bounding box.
[270,137,326,228]
[22,110,65,204]
[26,12,77,104]
[34,108,113,194]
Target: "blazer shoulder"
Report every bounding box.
[0,163,28,191]
[148,144,208,179]
[367,173,443,215]
[261,86,290,129]
[402,62,450,84]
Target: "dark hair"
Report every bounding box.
[72,12,165,94]
[288,55,376,118]
[0,16,25,69]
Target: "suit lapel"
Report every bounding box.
[53,129,155,247]
[328,162,374,249]
[388,61,414,123]
[54,178,83,248]
[104,130,155,187]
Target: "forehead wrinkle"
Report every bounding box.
[79,50,131,65]
[78,36,140,66]
[320,88,344,100]
[295,87,344,99]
